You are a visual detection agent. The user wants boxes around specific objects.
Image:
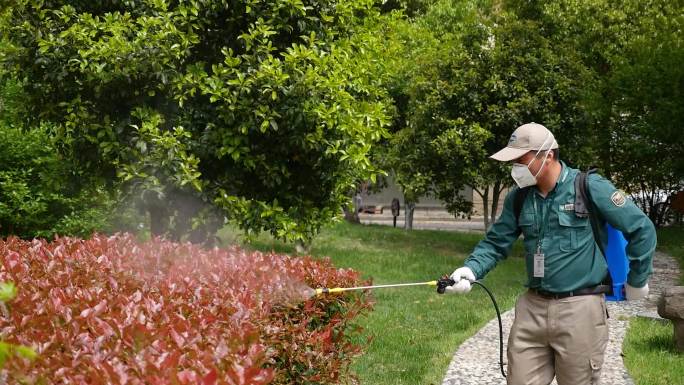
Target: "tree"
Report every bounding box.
[1,0,391,244]
[538,0,684,226]
[455,10,590,229]
[366,6,461,230]
[606,11,684,226]
[384,0,591,229]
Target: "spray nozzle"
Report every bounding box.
[314,287,346,296]
[436,276,456,294]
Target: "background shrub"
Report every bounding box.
[0,123,140,239]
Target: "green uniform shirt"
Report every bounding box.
[464,162,656,293]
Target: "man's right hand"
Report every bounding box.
[444,267,476,294]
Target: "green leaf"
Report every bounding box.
[0,282,17,302]
[14,346,37,360]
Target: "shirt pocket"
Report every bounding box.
[518,211,536,239]
[558,211,589,251]
[518,211,539,253]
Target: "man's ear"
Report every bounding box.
[548,149,557,161]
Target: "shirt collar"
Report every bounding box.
[558,161,569,184]
[534,161,568,197]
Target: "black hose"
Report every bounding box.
[471,281,506,378]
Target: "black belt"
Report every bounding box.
[530,285,611,299]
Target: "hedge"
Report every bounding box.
[0,234,372,384]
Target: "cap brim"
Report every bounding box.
[490,147,529,162]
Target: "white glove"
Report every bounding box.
[625,282,649,301]
[444,267,476,294]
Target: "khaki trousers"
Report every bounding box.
[507,290,609,385]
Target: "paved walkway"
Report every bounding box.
[441,251,681,385]
[359,212,487,232]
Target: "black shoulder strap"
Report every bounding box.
[577,168,613,288]
[514,186,532,225]
[576,168,604,254]
[574,170,591,218]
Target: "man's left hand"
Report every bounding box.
[625,282,649,301]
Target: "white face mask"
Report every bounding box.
[510,134,553,188]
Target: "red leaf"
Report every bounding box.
[170,328,185,348]
[202,369,218,385]
[177,370,198,384]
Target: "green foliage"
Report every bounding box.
[380,0,590,227]
[0,76,25,127]
[0,124,66,236]
[536,0,684,226]
[1,0,391,244]
[379,0,681,230]
[379,0,438,16]
[0,342,37,368]
[0,281,17,303]
[0,121,129,238]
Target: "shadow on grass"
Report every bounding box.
[630,331,680,354]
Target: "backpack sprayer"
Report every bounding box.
[313,277,508,378]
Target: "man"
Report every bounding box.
[446,123,656,385]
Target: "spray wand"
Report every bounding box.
[313,276,507,378]
[313,278,453,295]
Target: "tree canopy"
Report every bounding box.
[0,0,681,239]
[1,0,391,243]
[380,0,592,228]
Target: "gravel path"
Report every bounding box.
[441,251,680,385]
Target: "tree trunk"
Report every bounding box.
[489,180,504,227]
[295,239,311,254]
[149,206,169,237]
[404,202,416,230]
[481,187,490,231]
[343,205,360,223]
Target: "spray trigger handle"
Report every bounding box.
[436,276,456,294]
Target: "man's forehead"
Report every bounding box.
[514,151,534,163]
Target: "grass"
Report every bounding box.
[623,226,684,385]
[218,221,526,385]
[623,318,684,385]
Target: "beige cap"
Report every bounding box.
[490,122,558,162]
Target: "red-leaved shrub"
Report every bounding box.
[0,234,372,384]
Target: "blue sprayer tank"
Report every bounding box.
[604,223,629,301]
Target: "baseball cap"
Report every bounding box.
[490,122,559,162]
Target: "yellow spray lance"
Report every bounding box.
[313,276,507,378]
[314,279,442,295]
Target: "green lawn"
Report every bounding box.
[623,226,684,385]
[219,221,526,385]
[623,318,684,385]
